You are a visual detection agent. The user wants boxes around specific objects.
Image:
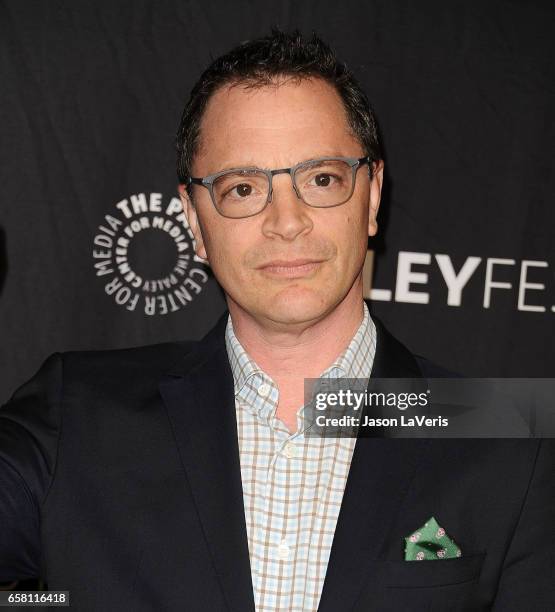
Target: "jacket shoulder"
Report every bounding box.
[369,309,459,379]
[59,340,199,383]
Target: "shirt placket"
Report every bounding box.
[256,374,311,610]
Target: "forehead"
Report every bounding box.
[194,77,361,172]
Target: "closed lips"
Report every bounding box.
[259,259,322,268]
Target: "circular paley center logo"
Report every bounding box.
[92,192,210,315]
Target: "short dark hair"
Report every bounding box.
[176,27,382,193]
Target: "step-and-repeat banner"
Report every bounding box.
[1,0,553,404]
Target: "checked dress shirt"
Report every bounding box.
[224,301,377,611]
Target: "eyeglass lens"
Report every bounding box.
[212,159,355,218]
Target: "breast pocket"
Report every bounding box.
[356,553,488,612]
[383,552,486,588]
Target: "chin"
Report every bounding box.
[259,288,333,325]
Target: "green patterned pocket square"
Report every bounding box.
[404,516,462,561]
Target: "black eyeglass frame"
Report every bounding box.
[186,155,372,219]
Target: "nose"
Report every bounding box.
[261,173,313,241]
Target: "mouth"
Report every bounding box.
[257,258,324,278]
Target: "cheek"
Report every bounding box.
[207,237,233,274]
[330,214,368,277]
[336,210,368,253]
[204,225,250,279]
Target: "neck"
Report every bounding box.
[227,281,365,383]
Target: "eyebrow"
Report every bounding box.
[207,152,354,174]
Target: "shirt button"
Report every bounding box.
[277,540,290,560]
[257,383,271,397]
[283,443,298,459]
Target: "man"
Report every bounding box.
[0,28,553,612]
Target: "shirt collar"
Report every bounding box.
[224,301,376,399]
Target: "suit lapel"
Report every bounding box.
[317,315,430,612]
[159,311,255,612]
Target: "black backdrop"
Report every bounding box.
[1,0,554,405]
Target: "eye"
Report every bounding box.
[308,172,340,188]
[231,183,253,197]
[222,182,258,199]
[314,173,332,187]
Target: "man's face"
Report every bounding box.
[181,77,383,328]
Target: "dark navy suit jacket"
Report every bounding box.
[0,310,553,611]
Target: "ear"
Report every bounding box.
[178,184,209,262]
[368,159,384,237]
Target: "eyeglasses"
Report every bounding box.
[186,155,371,219]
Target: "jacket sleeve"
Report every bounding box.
[0,353,63,581]
[492,439,555,610]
